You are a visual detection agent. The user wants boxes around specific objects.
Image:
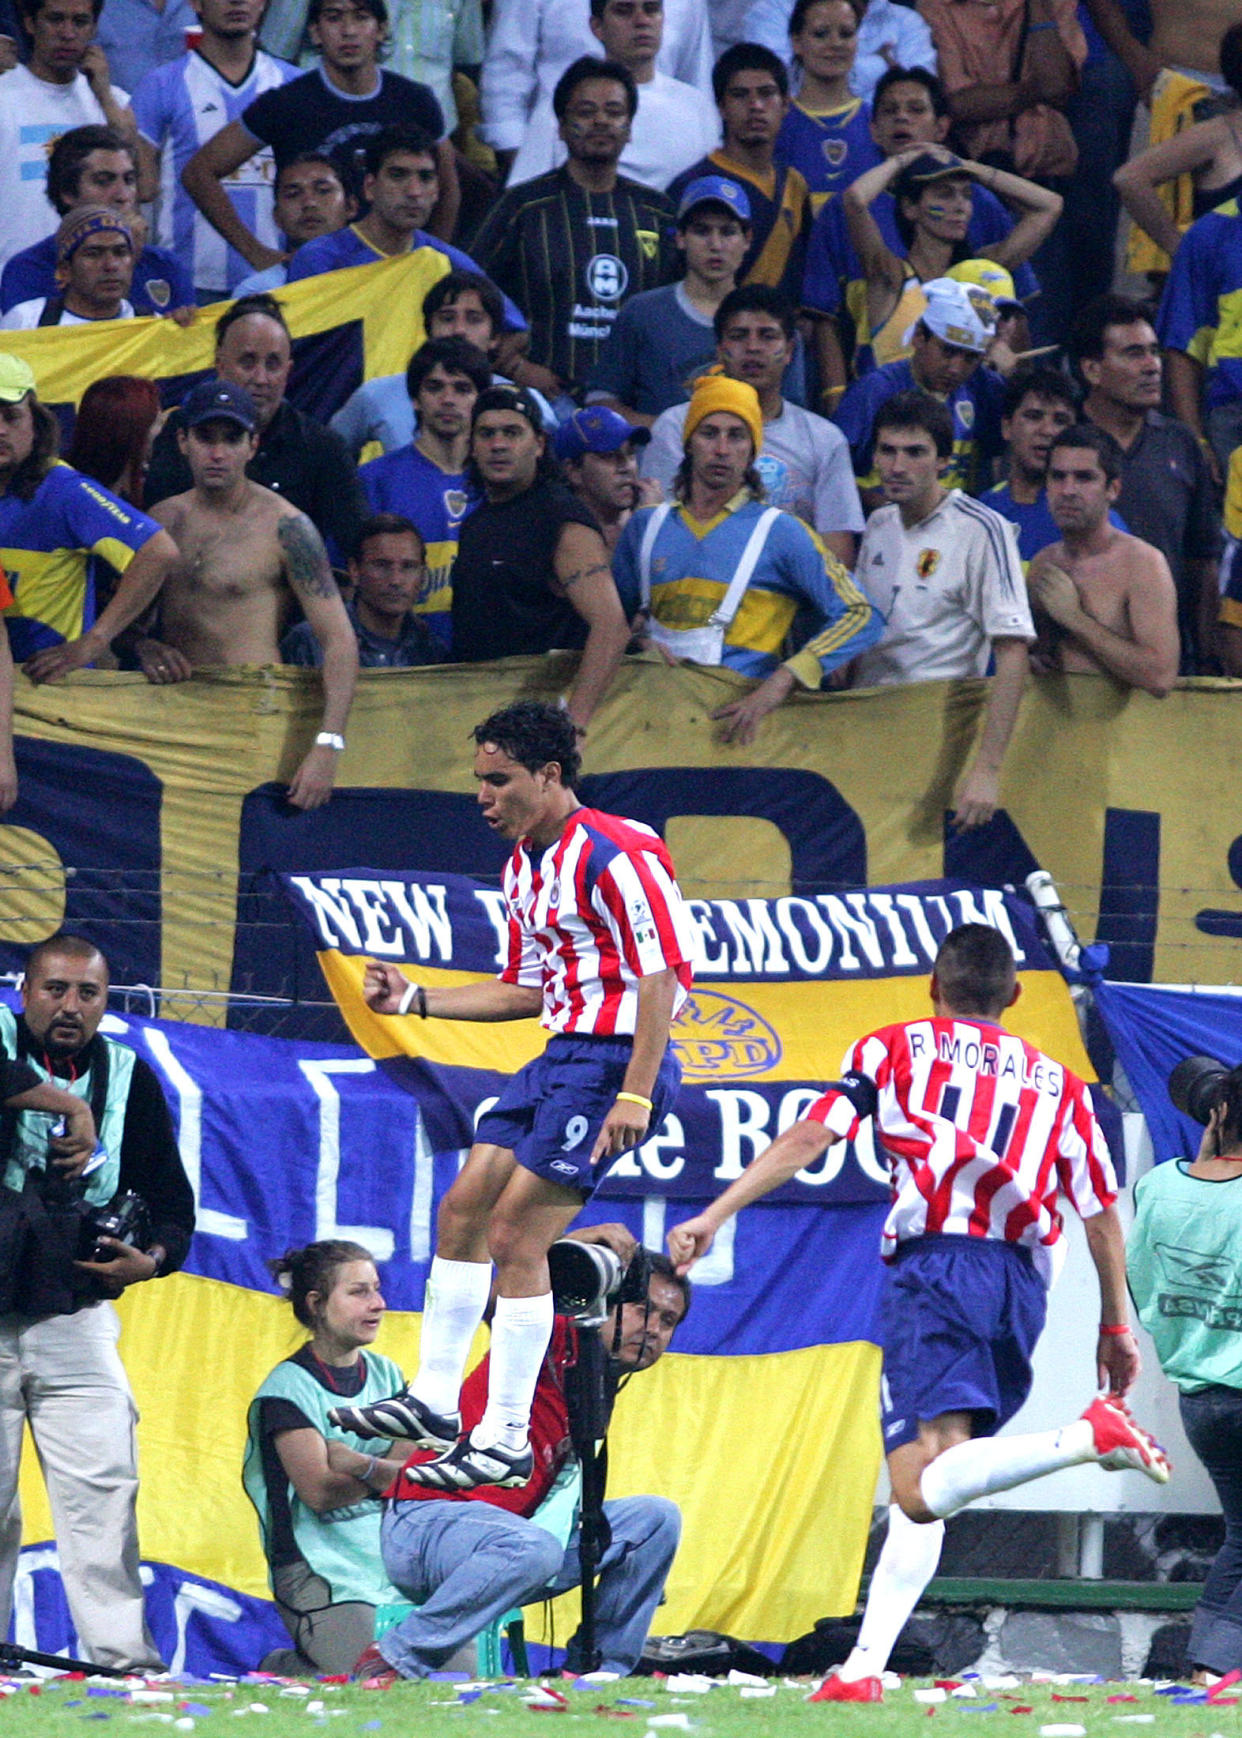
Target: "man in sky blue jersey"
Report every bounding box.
[614,372,882,744]
[131,0,298,300]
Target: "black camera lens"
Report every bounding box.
[1168,1055,1229,1126]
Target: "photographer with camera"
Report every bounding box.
[1128,1059,1242,1685]
[0,933,195,1673]
[330,1229,688,1685]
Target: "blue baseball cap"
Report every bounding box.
[181,378,258,433]
[676,175,752,225]
[552,405,652,462]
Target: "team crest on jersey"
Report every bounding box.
[635,229,658,261]
[822,138,848,167]
[444,489,467,518]
[672,990,782,1081]
[585,255,629,301]
[145,279,172,310]
[916,548,941,580]
[957,399,974,430]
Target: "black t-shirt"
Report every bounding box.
[242,66,445,182]
[1108,410,1222,674]
[258,1345,371,1570]
[451,477,601,661]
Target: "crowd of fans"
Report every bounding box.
[0,0,1238,821]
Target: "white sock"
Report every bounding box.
[477,1292,555,1452]
[838,1504,944,1681]
[919,1420,1094,1519]
[409,1256,493,1417]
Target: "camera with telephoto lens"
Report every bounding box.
[1168,1055,1231,1126]
[548,1238,652,1329]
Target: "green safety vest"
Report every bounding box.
[243,1351,406,1606]
[1128,1158,1242,1392]
[0,1007,131,1206]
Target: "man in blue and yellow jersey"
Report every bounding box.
[0,354,177,690]
[359,337,489,654]
[834,277,1005,508]
[667,43,812,305]
[613,373,882,744]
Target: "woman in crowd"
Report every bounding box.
[67,376,164,509]
[841,139,1060,368]
[243,1240,406,1675]
[1128,1068,1242,1684]
[775,0,880,214]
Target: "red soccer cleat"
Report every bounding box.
[810,1673,885,1703]
[352,1641,401,1687]
[1082,1395,1171,1484]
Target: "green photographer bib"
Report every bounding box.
[0,1007,130,1206]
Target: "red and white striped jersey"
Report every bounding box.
[808,1017,1117,1285]
[499,807,696,1035]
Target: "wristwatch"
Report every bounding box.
[315,732,346,751]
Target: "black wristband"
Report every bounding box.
[830,1070,878,1120]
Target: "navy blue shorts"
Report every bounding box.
[476,1034,681,1198]
[879,1236,1047,1453]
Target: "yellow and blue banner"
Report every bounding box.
[0,252,448,434]
[9,880,1099,1670]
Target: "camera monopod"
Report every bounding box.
[563,1322,617,1674]
[0,1640,128,1678]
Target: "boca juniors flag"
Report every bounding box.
[280,870,1103,1640]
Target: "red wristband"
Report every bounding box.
[1098,1323,1132,1337]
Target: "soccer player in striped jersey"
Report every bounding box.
[334,701,696,1490]
[669,921,1170,1704]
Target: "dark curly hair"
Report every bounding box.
[268,1240,376,1330]
[472,701,581,788]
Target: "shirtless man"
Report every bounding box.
[144,379,359,809]
[1026,424,1180,698]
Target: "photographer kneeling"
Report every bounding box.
[0,934,196,1672]
[330,1232,688,1684]
[1129,1060,1242,1684]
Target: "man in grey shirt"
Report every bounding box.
[641,283,864,567]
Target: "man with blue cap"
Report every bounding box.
[555,404,658,550]
[587,175,752,422]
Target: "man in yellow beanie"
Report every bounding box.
[612,372,882,743]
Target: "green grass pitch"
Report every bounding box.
[0,1673,1229,1738]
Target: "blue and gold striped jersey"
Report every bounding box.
[1,463,162,661]
[1156,198,1242,411]
[775,97,881,216]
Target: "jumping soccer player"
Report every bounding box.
[333,699,695,1490]
[668,921,1170,1702]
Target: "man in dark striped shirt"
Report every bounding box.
[469,56,675,408]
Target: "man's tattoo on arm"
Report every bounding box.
[278,512,338,600]
[560,562,613,590]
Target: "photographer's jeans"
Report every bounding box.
[1180,1384,1242,1674]
[379,1494,680,1677]
[0,1302,163,1671]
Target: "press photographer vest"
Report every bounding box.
[0,1008,130,1206]
[243,1352,406,1607]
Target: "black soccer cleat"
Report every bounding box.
[328,1389,461,1448]
[402,1428,534,1491]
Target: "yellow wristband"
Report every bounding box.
[616,1091,654,1111]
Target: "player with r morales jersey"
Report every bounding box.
[668,921,1170,1704]
[333,700,696,1492]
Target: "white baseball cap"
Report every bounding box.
[903,277,999,354]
